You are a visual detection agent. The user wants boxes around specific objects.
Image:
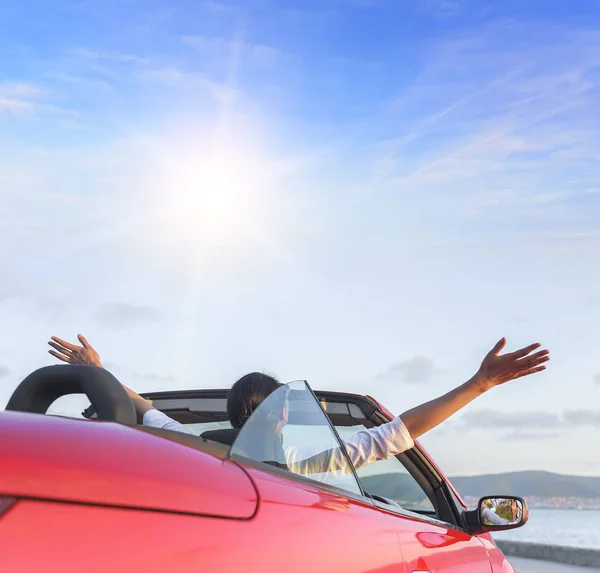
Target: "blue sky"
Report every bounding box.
[2,0,600,476]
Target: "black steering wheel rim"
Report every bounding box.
[5,364,136,425]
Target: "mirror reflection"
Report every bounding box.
[479,497,524,527]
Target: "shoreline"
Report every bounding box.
[495,540,600,568]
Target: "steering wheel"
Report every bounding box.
[5,364,136,425]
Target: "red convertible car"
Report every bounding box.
[1,365,527,572]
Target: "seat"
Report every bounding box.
[201,428,240,446]
[203,427,289,471]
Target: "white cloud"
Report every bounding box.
[503,431,562,441]
[461,409,560,430]
[563,410,600,427]
[284,8,335,21]
[0,98,35,114]
[363,23,600,219]
[44,72,115,94]
[201,1,235,11]
[182,35,281,67]
[74,48,149,65]
[138,67,237,102]
[0,81,76,117]
[94,303,161,328]
[0,83,41,98]
[376,356,440,384]
[0,82,40,115]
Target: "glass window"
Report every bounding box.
[335,424,435,514]
[229,380,362,496]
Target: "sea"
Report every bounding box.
[493,508,600,550]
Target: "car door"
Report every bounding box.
[334,415,492,573]
[376,505,492,573]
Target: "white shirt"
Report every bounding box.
[143,409,414,471]
[481,507,510,526]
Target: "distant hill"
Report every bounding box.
[361,471,600,502]
[449,471,600,499]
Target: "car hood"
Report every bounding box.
[0,411,257,519]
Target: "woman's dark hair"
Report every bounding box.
[227,372,282,428]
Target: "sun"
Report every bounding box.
[145,129,272,250]
[169,157,250,241]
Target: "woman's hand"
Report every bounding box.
[48,334,103,367]
[48,334,154,415]
[400,337,550,439]
[474,338,550,391]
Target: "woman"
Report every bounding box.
[481,499,521,526]
[48,334,549,473]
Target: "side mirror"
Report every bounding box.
[465,496,528,534]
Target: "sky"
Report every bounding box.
[1,0,600,477]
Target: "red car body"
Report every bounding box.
[0,383,518,573]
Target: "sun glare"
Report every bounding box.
[149,131,272,249]
[172,159,247,237]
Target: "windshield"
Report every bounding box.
[229,380,362,496]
